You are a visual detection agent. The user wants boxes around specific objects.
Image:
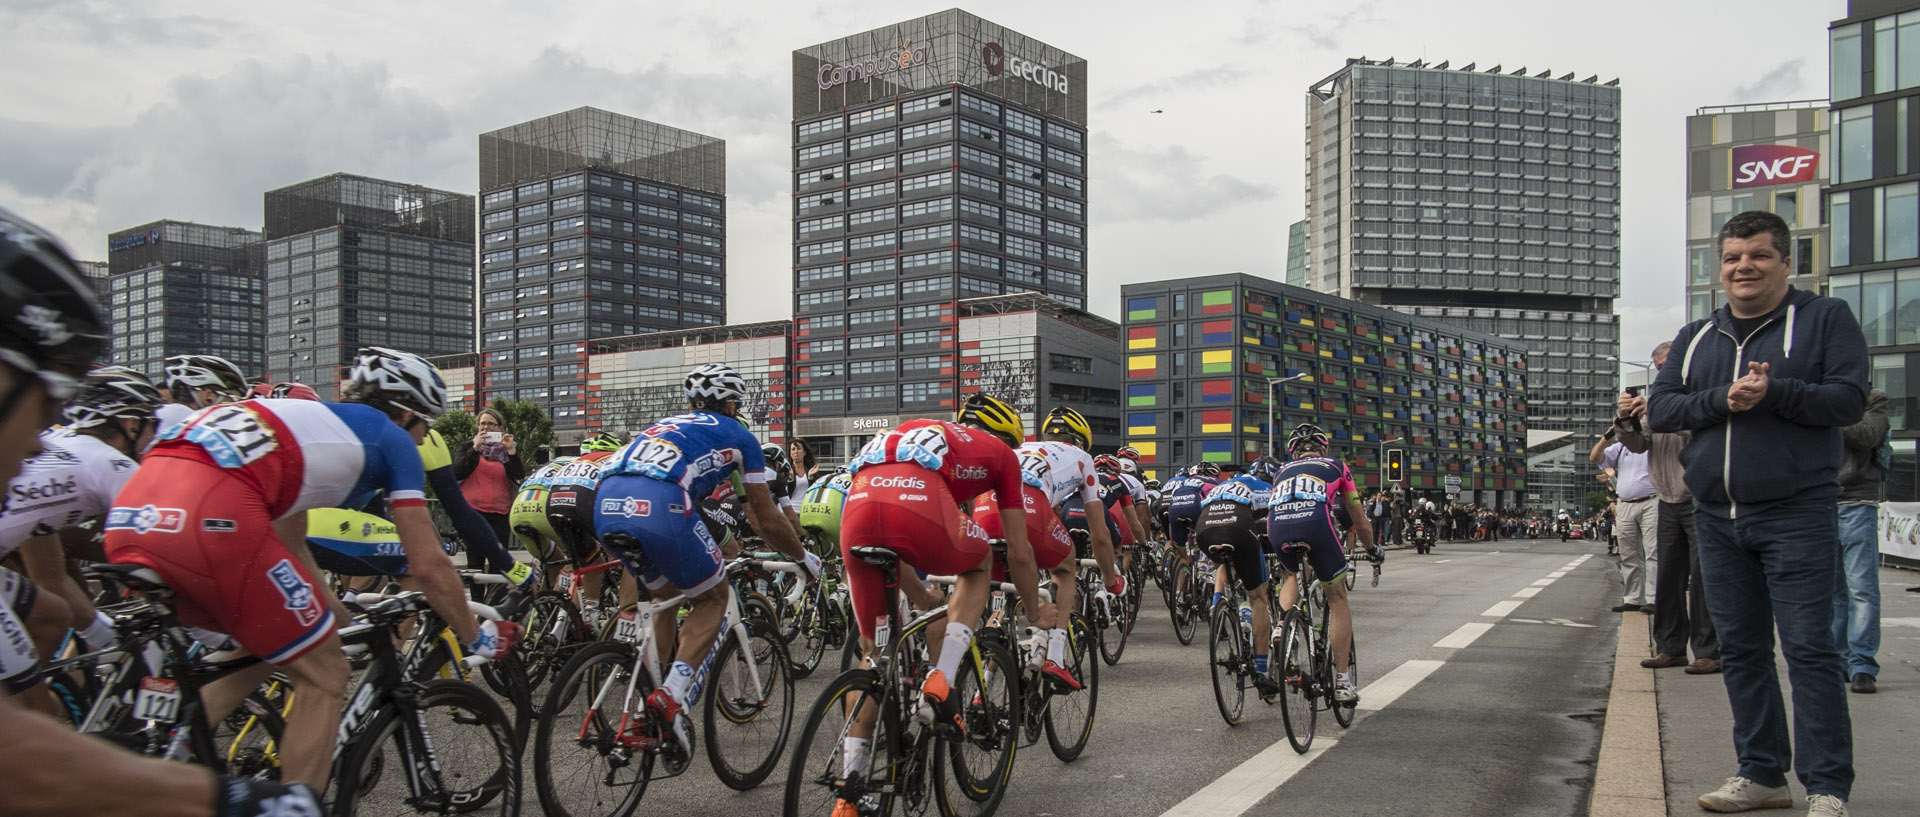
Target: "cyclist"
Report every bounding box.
[103,346,517,788]
[1266,424,1382,703]
[1167,461,1221,553]
[155,354,249,432]
[545,431,627,610]
[417,418,536,591]
[1195,459,1281,695]
[762,441,808,538]
[1090,454,1148,570]
[591,363,820,762]
[510,451,575,568]
[0,206,322,817]
[842,393,1051,748]
[797,467,851,556]
[0,367,159,711]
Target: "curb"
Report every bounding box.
[1588,610,1666,816]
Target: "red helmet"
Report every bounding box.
[1115,446,1141,461]
[271,382,321,401]
[246,382,274,399]
[1093,454,1121,474]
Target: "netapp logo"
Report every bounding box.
[818,40,931,91]
[866,474,926,490]
[983,42,1068,94]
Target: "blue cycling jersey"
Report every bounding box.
[603,411,768,498]
[1202,474,1272,513]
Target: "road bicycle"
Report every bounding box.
[1200,532,1284,727]
[1271,541,1367,754]
[783,544,1019,817]
[1165,544,1216,646]
[532,550,797,817]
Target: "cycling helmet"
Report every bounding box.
[579,432,622,454]
[163,354,250,406]
[0,208,106,396]
[1247,458,1281,482]
[1116,458,1139,476]
[270,382,321,401]
[762,442,795,482]
[684,363,747,406]
[63,366,162,430]
[345,346,447,419]
[955,392,1024,447]
[1144,478,1161,491]
[1286,422,1331,454]
[1115,446,1140,461]
[1041,406,1092,448]
[1092,454,1121,474]
[245,382,274,400]
[1195,461,1221,479]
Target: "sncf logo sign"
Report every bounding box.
[1730,144,1820,189]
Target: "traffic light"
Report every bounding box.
[1386,449,1405,482]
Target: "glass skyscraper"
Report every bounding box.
[1304,58,1621,445]
[104,220,264,380]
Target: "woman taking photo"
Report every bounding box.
[455,407,525,559]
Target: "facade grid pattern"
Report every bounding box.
[105,221,264,379]
[1684,102,1831,324]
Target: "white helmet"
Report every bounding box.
[1424,500,1437,512]
[163,354,249,405]
[346,347,447,419]
[683,363,746,405]
[1116,458,1138,476]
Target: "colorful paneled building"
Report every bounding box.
[1122,273,1531,507]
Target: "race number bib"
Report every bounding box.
[621,438,683,480]
[133,676,181,723]
[1017,452,1051,492]
[1212,480,1257,504]
[169,405,278,468]
[614,610,640,643]
[550,458,606,488]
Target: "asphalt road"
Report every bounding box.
[502,536,1620,817]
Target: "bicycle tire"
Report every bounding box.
[1333,632,1358,729]
[781,669,892,817]
[330,679,521,817]
[532,640,653,817]
[1043,614,1099,762]
[213,689,288,781]
[1276,610,1317,754]
[1096,579,1129,667]
[1169,562,1198,645]
[704,619,795,790]
[425,637,534,754]
[1207,604,1245,726]
[1343,555,1358,591]
[515,590,589,692]
[940,635,1020,814]
[785,586,831,680]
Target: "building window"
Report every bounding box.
[902,381,945,404]
[801,387,844,404]
[850,334,894,350]
[1049,353,1093,374]
[901,93,952,115]
[850,358,894,376]
[850,384,893,401]
[1837,106,1873,184]
[1832,191,1852,267]
[1885,182,1918,261]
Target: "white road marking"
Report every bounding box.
[1435,559,1452,563]
[1513,587,1543,598]
[1532,578,1556,586]
[1157,738,1339,817]
[1434,621,1494,649]
[1482,600,1523,618]
[1356,659,1445,711]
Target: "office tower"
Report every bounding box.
[104,221,264,380]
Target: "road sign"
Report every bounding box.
[1443,475,1463,497]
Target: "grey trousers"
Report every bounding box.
[1614,498,1658,605]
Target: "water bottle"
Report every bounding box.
[1023,627,1046,671]
[1238,601,1253,641]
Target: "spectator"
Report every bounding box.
[789,438,821,483]
[1620,341,1720,674]
[1834,388,1889,694]
[1593,424,1656,612]
[1647,210,1866,814]
[454,407,526,559]
[1366,492,1391,541]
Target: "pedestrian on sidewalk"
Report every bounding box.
[1834,388,1889,695]
[1620,342,1720,675]
[1648,210,1867,815]
[1593,426,1657,613]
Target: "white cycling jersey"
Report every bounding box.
[0,429,139,559]
[1014,440,1100,509]
[1117,472,1147,504]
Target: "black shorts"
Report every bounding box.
[1195,518,1268,591]
[546,482,602,565]
[1267,509,1351,584]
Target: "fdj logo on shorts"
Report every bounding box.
[105,505,187,535]
[266,559,321,627]
[600,497,652,518]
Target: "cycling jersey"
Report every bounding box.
[595,412,766,596]
[1012,441,1101,509]
[306,508,406,576]
[547,450,615,564]
[510,457,572,557]
[415,429,519,578]
[1165,474,1219,548]
[1117,472,1148,505]
[850,420,1025,507]
[798,471,852,548]
[1266,456,1358,584]
[1197,474,1273,589]
[764,467,805,512]
[0,569,39,692]
[0,429,138,558]
[153,403,194,436]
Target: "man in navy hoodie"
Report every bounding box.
[1646,210,1867,816]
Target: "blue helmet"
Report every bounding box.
[1248,458,1281,482]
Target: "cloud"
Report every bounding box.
[0,1,233,48]
[1616,303,1687,373]
[1093,136,1279,225]
[1731,59,1807,102]
[1098,65,1243,111]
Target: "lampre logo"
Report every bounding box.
[599,497,652,518]
[1730,144,1820,189]
[105,505,186,535]
[265,559,321,627]
[866,474,927,490]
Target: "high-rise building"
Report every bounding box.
[1684,101,1830,324]
[476,108,726,432]
[1824,0,1920,501]
[261,173,475,394]
[103,220,264,380]
[1303,58,1620,447]
[790,9,1088,442]
[1284,220,1309,287]
[1121,273,1530,506]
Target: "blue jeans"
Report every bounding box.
[1695,504,1853,799]
[1831,504,1881,678]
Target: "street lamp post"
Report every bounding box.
[1266,373,1312,460]
[1376,436,1403,491]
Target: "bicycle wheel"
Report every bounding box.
[1343,553,1358,592]
[1169,562,1198,645]
[1207,604,1245,726]
[1096,581,1129,667]
[212,689,287,781]
[940,635,1019,815]
[1333,632,1358,729]
[1043,614,1098,762]
[533,641,653,817]
[704,619,795,790]
[515,590,589,692]
[781,669,894,817]
[1276,610,1317,754]
[785,586,832,680]
[331,680,520,817]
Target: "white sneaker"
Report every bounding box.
[1334,680,1358,703]
[1697,777,1792,813]
[1805,794,1847,817]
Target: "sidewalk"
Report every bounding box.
[1648,565,1920,814]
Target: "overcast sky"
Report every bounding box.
[0,0,1845,373]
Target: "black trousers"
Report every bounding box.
[1652,499,1719,660]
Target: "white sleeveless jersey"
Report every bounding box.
[1013,441,1101,508]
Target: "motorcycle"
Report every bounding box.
[1411,518,1435,554]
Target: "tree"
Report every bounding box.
[488,398,555,463]
[433,409,476,448]
[1584,490,1613,517]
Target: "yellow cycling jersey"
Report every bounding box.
[798,471,852,547]
[509,457,572,559]
[309,507,399,544]
[419,428,454,472]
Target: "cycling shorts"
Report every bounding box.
[103,459,336,666]
[0,568,42,693]
[1059,495,1123,552]
[1169,511,1201,549]
[593,474,723,597]
[970,484,1073,580]
[1196,504,1268,590]
[840,463,990,640]
[546,481,602,566]
[1267,509,1351,585]
[306,508,408,577]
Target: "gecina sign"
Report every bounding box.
[817,40,931,91]
[1730,144,1820,189]
[982,42,1068,94]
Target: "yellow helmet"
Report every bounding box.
[956,393,1024,447]
[1042,406,1092,448]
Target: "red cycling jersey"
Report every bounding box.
[849,419,1023,508]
